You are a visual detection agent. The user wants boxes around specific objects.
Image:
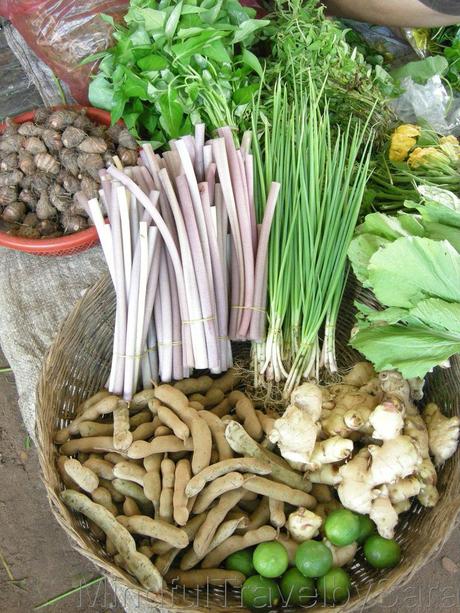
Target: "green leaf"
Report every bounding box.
[410,298,460,334]
[88,75,113,111]
[392,56,449,85]
[171,30,223,61]
[99,13,115,27]
[202,0,225,24]
[158,91,184,139]
[356,211,422,241]
[368,237,460,308]
[122,71,149,98]
[203,39,232,63]
[350,322,460,379]
[232,83,259,104]
[422,221,460,253]
[111,91,127,125]
[240,48,263,78]
[232,19,269,44]
[126,8,166,32]
[136,54,169,71]
[165,1,183,39]
[348,233,390,285]
[99,55,115,76]
[79,51,108,66]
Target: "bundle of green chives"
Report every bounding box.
[252,79,373,395]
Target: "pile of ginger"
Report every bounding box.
[268,362,460,541]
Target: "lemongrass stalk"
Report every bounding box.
[245,153,257,251]
[177,175,220,372]
[131,222,150,391]
[117,186,132,301]
[215,183,227,290]
[167,253,183,381]
[241,131,252,157]
[87,198,114,282]
[145,320,158,386]
[123,231,142,400]
[205,162,216,206]
[128,193,139,253]
[157,247,173,382]
[139,166,156,193]
[194,123,205,182]
[181,135,196,165]
[141,226,161,349]
[203,145,213,175]
[153,273,164,379]
[131,166,149,195]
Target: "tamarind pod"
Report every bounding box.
[116,515,188,548]
[173,459,191,526]
[113,461,146,486]
[208,369,240,393]
[150,541,174,555]
[227,392,263,441]
[193,489,245,558]
[202,388,225,407]
[155,513,207,575]
[224,421,311,492]
[113,401,133,451]
[189,393,206,405]
[185,458,271,498]
[165,568,245,588]
[242,476,316,508]
[112,478,152,513]
[131,389,157,410]
[157,405,190,441]
[180,516,248,570]
[60,436,120,456]
[154,426,173,437]
[147,399,160,415]
[104,452,127,465]
[198,410,233,461]
[277,534,298,565]
[174,375,213,395]
[193,472,245,514]
[61,490,163,592]
[83,458,115,481]
[269,498,286,528]
[255,410,275,436]
[210,398,231,418]
[190,415,212,475]
[106,538,117,555]
[189,401,204,411]
[159,458,175,523]
[92,487,117,515]
[129,410,152,428]
[79,421,113,437]
[63,458,99,493]
[127,436,193,459]
[123,497,141,516]
[68,395,119,435]
[132,422,157,441]
[143,454,162,510]
[153,385,196,427]
[56,455,79,489]
[201,525,277,568]
[245,497,270,531]
[76,390,110,416]
[99,478,125,502]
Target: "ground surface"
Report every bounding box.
[0,19,460,613]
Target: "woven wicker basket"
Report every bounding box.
[37,274,460,612]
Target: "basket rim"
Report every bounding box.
[36,273,460,612]
[0,105,109,256]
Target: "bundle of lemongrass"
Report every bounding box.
[252,80,374,396]
[86,126,280,399]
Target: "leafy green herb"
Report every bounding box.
[88,0,269,144]
[392,56,449,86]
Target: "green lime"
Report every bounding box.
[253,541,289,578]
[317,567,352,604]
[225,548,255,576]
[364,535,401,568]
[324,509,360,546]
[356,515,376,544]
[241,575,281,610]
[280,567,316,606]
[295,540,333,578]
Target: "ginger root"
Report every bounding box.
[269,404,320,464]
[287,507,322,542]
[323,539,357,567]
[304,436,353,471]
[369,402,404,441]
[369,487,399,539]
[423,403,460,467]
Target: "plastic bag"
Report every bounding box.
[0,1,129,104]
[391,75,460,136]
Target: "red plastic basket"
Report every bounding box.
[0,105,111,256]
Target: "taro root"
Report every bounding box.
[0,185,17,205]
[19,189,36,207]
[106,123,123,143]
[0,134,24,153]
[38,219,59,236]
[36,191,56,220]
[77,153,104,180]
[24,136,47,155]
[2,201,26,223]
[30,172,51,195]
[60,148,79,176]
[0,152,18,171]
[18,150,36,176]
[62,126,86,148]
[0,170,23,187]
[23,212,39,226]
[18,122,43,137]
[34,108,51,125]
[62,173,80,194]
[118,147,138,167]
[49,183,71,212]
[47,110,77,130]
[118,129,137,150]
[80,175,99,200]
[16,225,40,238]
[20,175,33,190]
[35,152,60,174]
[78,137,107,154]
[72,112,94,132]
[62,213,88,234]
[42,128,63,152]
[3,117,18,136]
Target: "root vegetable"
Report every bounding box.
[173,459,191,526]
[127,436,193,458]
[368,436,422,485]
[61,126,86,148]
[25,137,46,154]
[92,487,118,515]
[165,568,245,588]
[0,186,17,206]
[337,450,375,514]
[0,170,23,186]
[48,110,77,130]
[225,421,309,492]
[35,152,60,174]
[118,129,137,150]
[0,152,17,171]
[60,436,119,455]
[61,490,163,592]
[113,461,146,486]
[370,488,399,539]
[423,403,460,466]
[242,476,316,508]
[83,458,114,481]
[193,489,245,557]
[18,122,43,137]
[117,515,188,548]
[290,382,323,421]
[342,362,375,387]
[269,404,319,464]
[2,201,26,223]
[227,391,263,441]
[379,370,415,415]
[369,402,404,441]
[287,507,322,542]
[305,437,353,471]
[185,457,271,498]
[198,410,233,461]
[269,498,285,528]
[417,458,439,507]
[201,525,277,568]
[157,405,190,442]
[323,539,357,567]
[193,472,246,514]
[159,458,175,523]
[113,401,133,451]
[78,137,107,154]
[387,476,421,504]
[190,415,212,474]
[118,147,138,166]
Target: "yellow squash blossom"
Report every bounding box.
[408,146,449,170]
[439,135,459,146]
[389,124,421,162]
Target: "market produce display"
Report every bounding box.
[0,109,136,238]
